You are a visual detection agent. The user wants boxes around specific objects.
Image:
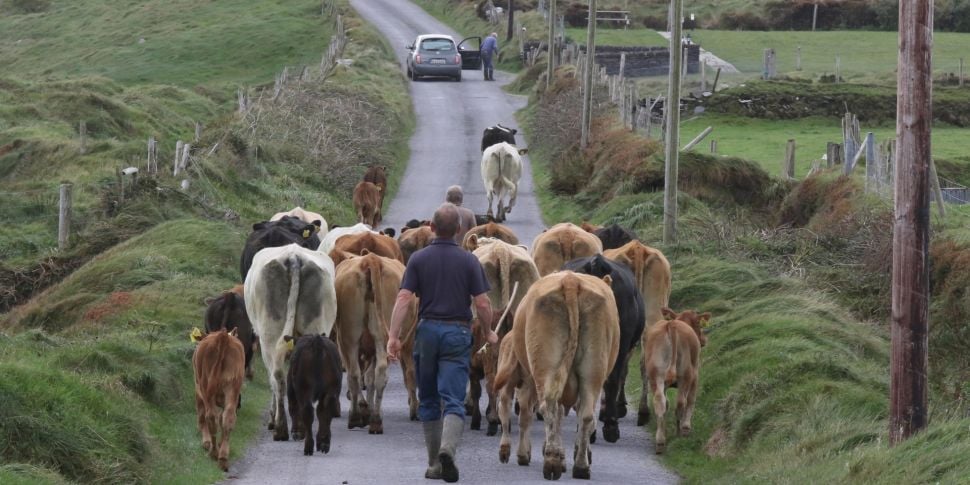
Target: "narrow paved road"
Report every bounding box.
[225,1,679,483]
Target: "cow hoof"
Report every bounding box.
[517,454,530,466]
[679,425,692,437]
[273,429,289,442]
[202,439,213,452]
[617,403,628,419]
[536,412,544,421]
[292,431,305,441]
[470,415,482,431]
[572,466,590,480]
[218,458,229,472]
[267,421,275,431]
[486,422,499,436]
[542,460,563,480]
[245,366,254,381]
[410,412,419,422]
[655,442,666,455]
[318,439,331,454]
[348,412,367,429]
[499,444,510,463]
[637,411,650,426]
[603,424,620,443]
[368,418,384,435]
[589,430,596,444]
[304,443,314,456]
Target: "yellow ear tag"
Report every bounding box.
[190,327,203,343]
[286,339,295,351]
[303,229,311,238]
[700,317,711,329]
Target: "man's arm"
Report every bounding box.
[386,289,416,360]
[473,293,498,344]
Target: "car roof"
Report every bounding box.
[416,34,455,42]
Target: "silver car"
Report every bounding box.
[406,34,481,82]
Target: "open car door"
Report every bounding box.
[457,37,482,70]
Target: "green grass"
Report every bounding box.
[564,26,668,47]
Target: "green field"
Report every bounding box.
[565,27,667,47]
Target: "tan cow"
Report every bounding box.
[398,225,433,264]
[330,231,404,266]
[530,222,603,276]
[334,252,418,433]
[193,329,245,471]
[353,181,383,228]
[494,271,619,480]
[270,207,328,237]
[603,241,673,425]
[465,236,540,435]
[643,307,710,454]
[363,166,388,206]
[461,222,519,250]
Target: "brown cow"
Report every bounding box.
[603,241,673,425]
[353,181,383,228]
[334,253,419,433]
[398,225,433,264]
[530,222,603,276]
[461,222,519,250]
[643,307,710,454]
[494,271,619,480]
[329,231,404,266]
[363,166,388,211]
[193,329,245,471]
[466,236,540,435]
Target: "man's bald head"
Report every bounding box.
[446,185,464,205]
[431,203,461,239]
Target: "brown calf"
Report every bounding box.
[643,307,710,454]
[363,165,388,211]
[397,225,433,264]
[193,329,245,471]
[353,181,383,228]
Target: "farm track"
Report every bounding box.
[224,1,678,483]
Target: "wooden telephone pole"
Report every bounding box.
[890,0,931,445]
[663,0,683,244]
[547,0,556,88]
[580,0,596,148]
[507,0,515,41]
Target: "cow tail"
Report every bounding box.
[500,248,512,309]
[551,274,582,400]
[643,252,670,307]
[665,320,679,381]
[219,292,234,331]
[204,331,230,402]
[365,256,388,337]
[280,254,302,351]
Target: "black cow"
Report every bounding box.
[594,223,638,250]
[562,254,645,444]
[204,285,256,380]
[240,216,320,280]
[286,334,343,456]
[481,124,517,152]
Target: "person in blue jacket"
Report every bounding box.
[481,32,499,81]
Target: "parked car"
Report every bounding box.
[406,34,482,81]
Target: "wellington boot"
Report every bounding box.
[438,414,464,483]
[423,420,442,479]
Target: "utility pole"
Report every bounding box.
[507,0,515,41]
[580,0,596,148]
[663,0,683,244]
[547,0,556,88]
[890,0,931,446]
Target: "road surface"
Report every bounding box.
[225,1,679,483]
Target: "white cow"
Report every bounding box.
[270,207,329,237]
[317,222,376,254]
[244,244,337,441]
[481,142,526,222]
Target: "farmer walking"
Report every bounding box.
[387,203,497,482]
[445,185,477,244]
[481,32,499,81]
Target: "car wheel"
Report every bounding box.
[454,72,462,82]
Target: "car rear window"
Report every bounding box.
[420,38,455,52]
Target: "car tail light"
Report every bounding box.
[454,54,461,64]
[415,54,422,64]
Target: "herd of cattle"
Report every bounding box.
[190,126,711,480]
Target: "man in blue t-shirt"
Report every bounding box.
[387,203,496,483]
[481,32,499,81]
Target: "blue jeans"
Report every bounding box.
[414,320,472,422]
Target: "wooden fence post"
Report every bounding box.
[701,60,707,91]
[796,46,802,71]
[826,141,841,167]
[864,132,876,191]
[580,0,596,148]
[682,126,713,151]
[812,2,819,31]
[762,48,776,80]
[835,55,841,83]
[711,67,721,92]
[663,0,683,245]
[710,139,717,153]
[173,140,184,176]
[890,0,931,446]
[194,122,202,142]
[58,183,72,251]
[547,0,556,88]
[78,121,87,154]
[960,57,965,87]
[783,139,796,179]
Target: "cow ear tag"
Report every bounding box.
[286,338,295,351]
[700,315,711,328]
[190,327,203,343]
[302,229,311,238]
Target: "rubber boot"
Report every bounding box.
[483,68,489,81]
[488,68,495,81]
[423,420,443,479]
[438,414,463,483]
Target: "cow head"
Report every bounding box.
[661,307,711,347]
[594,223,637,250]
[382,228,396,238]
[572,254,614,281]
[580,221,601,233]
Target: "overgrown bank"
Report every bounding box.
[518,66,970,482]
[0,1,413,482]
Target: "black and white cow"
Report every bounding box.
[481,124,518,152]
[240,216,321,280]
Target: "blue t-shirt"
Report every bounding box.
[401,238,490,321]
[482,36,498,56]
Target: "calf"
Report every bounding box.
[285,334,343,456]
[643,308,710,454]
[204,285,256,379]
[593,223,638,250]
[193,329,245,471]
[461,222,520,250]
[531,222,603,276]
[240,216,320,279]
[318,222,377,254]
[353,181,383,228]
[494,271,619,480]
[271,207,328,237]
[481,124,517,152]
[481,142,525,222]
[562,254,645,443]
[398,224,433,264]
[363,166,388,212]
